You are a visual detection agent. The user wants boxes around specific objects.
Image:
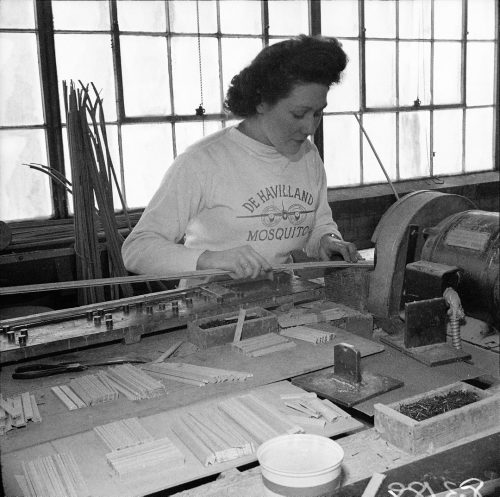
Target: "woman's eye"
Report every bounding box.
[292,113,305,119]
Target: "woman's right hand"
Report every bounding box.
[197,245,272,279]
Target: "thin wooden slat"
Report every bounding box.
[0,260,374,295]
[233,308,246,343]
[51,386,78,411]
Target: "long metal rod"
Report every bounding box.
[353,114,400,201]
[0,260,374,296]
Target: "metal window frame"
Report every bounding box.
[1,0,498,222]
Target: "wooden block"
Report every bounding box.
[374,382,500,455]
[187,307,278,349]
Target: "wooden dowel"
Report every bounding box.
[0,260,374,296]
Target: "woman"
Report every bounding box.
[122,34,361,280]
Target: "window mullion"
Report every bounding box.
[310,0,324,160]
[35,0,67,219]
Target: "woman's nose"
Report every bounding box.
[301,115,318,135]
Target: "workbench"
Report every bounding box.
[1,299,498,497]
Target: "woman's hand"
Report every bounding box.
[318,234,363,263]
[197,245,273,279]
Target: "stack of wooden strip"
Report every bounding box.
[51,372,119,410]
[105,437,185,476]
[231,333,296,357]
[94,417,154,451]
[171,406,254,466]
[104,364,166,400]
[280,325,336,344]
[218,394,303,445]
[141,362,253,387]
[280,392,343,428]
[0,392,41,435]
[15,452,90,497]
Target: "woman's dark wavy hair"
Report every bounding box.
[224,34,347,117]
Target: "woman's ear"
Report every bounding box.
[256,101,269,114]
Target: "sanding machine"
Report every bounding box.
[368,190,499,365]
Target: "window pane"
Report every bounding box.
[175,121,222,156]
[433,109,463,176]
[121,35,171,116]
[365,41,396,107]
[466,42,495,106]
[221,38,262,97]
[52,0,110,31]
[321,0,358,37]
[467,0,495,39]
[327,40,359,112]
[362,113,396,184]
[0,0,35,29]
[121,123,173,209]
[117,0,166,32]
[62,125,121,214]
[364,0,395,38]
[399,0,431,39]
[0,129,52,221]
[168,0,217,33]
[434,0,462,39]
[268,0,308,36]
[171,37,220,115]
[465,107,494,172]
[0,33,44,126]
[399,111,431,179]
[433,42,461,104]
[219,0,261,35]
[55,34,116,122]
[323,115,360,186]
[399,41,431,106]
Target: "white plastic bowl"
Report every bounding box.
[256,434,344,496]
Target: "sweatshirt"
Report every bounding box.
[121,126,341,275]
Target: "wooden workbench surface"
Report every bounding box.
[0,303,494,497]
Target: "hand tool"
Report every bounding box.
[12,357,146,379]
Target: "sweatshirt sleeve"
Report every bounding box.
[305,153,342,259]
[121,154,206,275]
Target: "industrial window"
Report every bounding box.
[0,0,498,222]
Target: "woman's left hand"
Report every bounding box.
[318,234,363,263]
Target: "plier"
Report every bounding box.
[12,357,146,379]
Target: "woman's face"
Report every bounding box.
[256,82,329,157]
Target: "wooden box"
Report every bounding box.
[187,307,278,349]
[374,382,500,455]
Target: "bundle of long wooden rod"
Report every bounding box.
[231,333,296,357]
[218,394,303,445]
[171,405,255,466]
[94,417,154,451]
[141,362,253,386]
[280,325,336,344]
[0,392,41,435]
[104,364,166,400]
[51,373,119,410]
[63,81,133,304]
[16,452,90,497]
[105,437,185,476]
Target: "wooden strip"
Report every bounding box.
[51,386,78,411]
[0,260,374,295]
[361,472,386,497]
[12,396,26,427]
[59,385,86,409]
[0,396,20,418]
[153,340,184,363]
[249,341,296,357]
[21,392,34,421]
[30,395,42,423]
[233,308,246,343]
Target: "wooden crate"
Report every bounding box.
[374,382,500,455]
[187,307,278,349]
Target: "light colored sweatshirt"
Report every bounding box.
[121,126,341,275]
